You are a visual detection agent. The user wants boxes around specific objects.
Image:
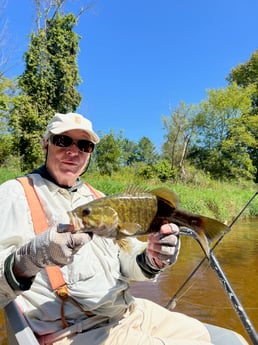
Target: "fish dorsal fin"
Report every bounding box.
[150,187,179,208]
[122,185,149,196]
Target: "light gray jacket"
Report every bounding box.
[0,174,150,335]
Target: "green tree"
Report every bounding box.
[0,1,20,167]
[135,136,158,165]
[0,76,15,165]
[227,50,258,181]
[19,12,81,113]
[9,1,82,171]
[189,83,256,180]
[162,101,201,180]
[120,136,158,167]
[227,50,258,112]
[94,131,123,175]
[120,138,138,166]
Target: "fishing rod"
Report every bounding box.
[166,190,258,310]
[166,190,258,343]
[209,251,258,344]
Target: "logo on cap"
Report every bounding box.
[74,114,82,124]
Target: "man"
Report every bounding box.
[0,113,247,345]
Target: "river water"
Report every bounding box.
[130,217,258,344]
[0,218,257,344]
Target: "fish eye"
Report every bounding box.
[82,208,91,216]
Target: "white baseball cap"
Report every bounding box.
[44,113,99,144]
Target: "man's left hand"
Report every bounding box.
[146,223,180,270]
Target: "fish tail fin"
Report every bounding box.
[195,215,230,243]
[173,209,230,243]
[175,209,231,257]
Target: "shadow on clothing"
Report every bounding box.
[204,323,249,345]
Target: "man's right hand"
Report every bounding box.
[14,225,92,278]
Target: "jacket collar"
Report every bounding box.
[31,165,83,192]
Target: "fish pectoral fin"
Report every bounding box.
[67,211,84,231]
[119,223,143,236]
[116,239,132,253]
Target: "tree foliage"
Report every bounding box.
[162,101,202,179]
[9,1,82,171]
[0,76,15,164]
[227,50,258,181]
[19,13,81,113]
[135,137,158,165]
[120,138,138,166]
[188,83,256,180]
[93,131,160,177]
[227,50,258,112]
[94,131,123,176]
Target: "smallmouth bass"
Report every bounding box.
[68,186,230,256]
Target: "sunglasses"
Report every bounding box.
[49,135,95,153]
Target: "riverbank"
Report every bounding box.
[84,172,258,223]
[1,167,257,222]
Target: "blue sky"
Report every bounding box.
[3,0,258,150]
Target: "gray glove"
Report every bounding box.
[13,225,92,278]
[146,223,180,270]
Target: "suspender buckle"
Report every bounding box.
[56,285,69,299]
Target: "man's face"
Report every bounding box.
[44,129,93,187]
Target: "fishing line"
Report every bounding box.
[174,298,234,310]
[168,259,210,308]
[166,190,258,310]
[166,190,258,343]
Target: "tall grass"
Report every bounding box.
[1,166,257,222]
[85,170,258,223]
[0,167,21,184]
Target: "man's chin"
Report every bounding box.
[57,170,79,187]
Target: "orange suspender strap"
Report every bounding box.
[84,182,104,199]
[17,176,102,328]
[17,177,67,292]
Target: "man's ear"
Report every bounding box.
[42,138,48,153]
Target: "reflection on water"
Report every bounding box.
[130,218,258,344]
[0,314,6,345]
[0,219,257,344]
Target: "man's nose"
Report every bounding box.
[67,142,80,153]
